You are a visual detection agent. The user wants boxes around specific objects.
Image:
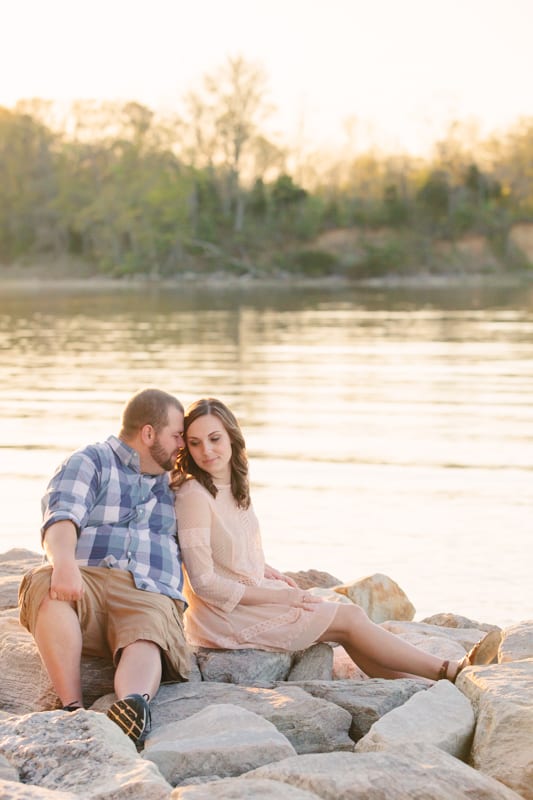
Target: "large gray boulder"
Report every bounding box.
[195,648,292,684]
[355,679,475,760]
[0,549,43,611]
[143,703,296,786]
[333,573,415,622]
[245,745,524,799]
[94,681,354,755]
[0,779,78,798]
[171,777,322,799]
[0,709,172,798]
[499,620,533,663]
[284,678,429,741]
[458,660,533,799]
[0,616,115,713]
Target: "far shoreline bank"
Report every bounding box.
[2,268,533,294]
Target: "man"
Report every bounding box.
[19,388,190,744]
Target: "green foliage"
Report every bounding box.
[416,171,450,226]
[383,184,410,226]
[271,174,307,210]
[286,249,339,276]
[349,239,409,278]
[0,92,531,277]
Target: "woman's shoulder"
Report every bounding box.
[174,477,212,501]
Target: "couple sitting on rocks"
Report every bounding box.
[18,388,500,745]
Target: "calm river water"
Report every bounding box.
[1,280,532,627]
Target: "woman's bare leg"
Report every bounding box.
[318,604,459,681]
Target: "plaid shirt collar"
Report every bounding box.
[107,435,141,472]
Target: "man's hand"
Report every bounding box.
[43,520,83,601]
[49,561,84,601]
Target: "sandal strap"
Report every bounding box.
[438,660,449,680]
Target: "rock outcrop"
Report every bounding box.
[0,548,531,799]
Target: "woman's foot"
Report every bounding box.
[439,629,501,683]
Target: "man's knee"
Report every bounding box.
[18,566,54,634]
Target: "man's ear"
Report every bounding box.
[140,424,154,446]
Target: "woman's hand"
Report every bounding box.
[264,563,299,587]
[240,583,324,609]
[282,586,324,610]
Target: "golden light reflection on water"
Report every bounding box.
[1,284,532,626]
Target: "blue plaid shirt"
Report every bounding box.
[41,435,185,601]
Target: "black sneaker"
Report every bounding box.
[106,693,151,743]
[62,702,83,712]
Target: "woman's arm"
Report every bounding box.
[240,583,323,610]
[175,486,248,612]
[176,484,322,612]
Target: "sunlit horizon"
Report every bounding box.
[3,0,533,156]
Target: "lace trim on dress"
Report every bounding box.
[235,607,302,645]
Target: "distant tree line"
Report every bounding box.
[1,56,532,277]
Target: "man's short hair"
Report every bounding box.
[119,388,183,439]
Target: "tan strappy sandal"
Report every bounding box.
[438,629,501,682]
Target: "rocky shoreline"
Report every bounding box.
[0,548,531,799]
[1,256,533,295]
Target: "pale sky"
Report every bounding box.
[2,0,532,154]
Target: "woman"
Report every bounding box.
[171,398,499,682]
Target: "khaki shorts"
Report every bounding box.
[19,565,191,682]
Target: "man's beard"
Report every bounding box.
[149,436,176,472]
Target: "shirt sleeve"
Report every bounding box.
[41,449,101,541]
[175,483,245,613]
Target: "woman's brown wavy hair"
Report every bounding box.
[170,398,250,509]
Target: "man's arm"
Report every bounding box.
[44,520,84,601]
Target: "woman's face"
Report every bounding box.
[186,413,232,482]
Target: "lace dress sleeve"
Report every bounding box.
[175,482,245,613]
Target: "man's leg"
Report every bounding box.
[113,639,162,701]
[34,594,83,707]
[106,640,161,744]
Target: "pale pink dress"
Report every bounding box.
[174,478,337,651]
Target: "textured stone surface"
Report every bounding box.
[94,681,353,754]
[195,648,292,684]
[287,644,333,682]
[499,620,533,663]
[144,704,296,785]
[0,779,78,798]
[458,660,533,799]
[171,777,322,799]
[0,709,172,798]
[333,573,415,622]
[380,619,488,653]
[0,616,115,713]
[0,753,18,782]
[283,571,342,590]
[0,550,528,798]
[421,613,501,633]
[0,549,42,611]
[355,680,475,760]
[246,745,524,799]
[283,678,429,741]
